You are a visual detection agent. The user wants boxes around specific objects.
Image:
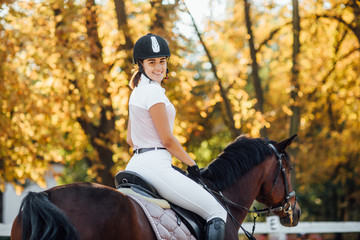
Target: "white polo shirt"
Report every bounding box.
[129,74,176,149]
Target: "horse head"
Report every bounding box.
[201,134,301,235]
[255,134,301,227]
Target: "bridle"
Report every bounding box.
[256,143,297,223]
[199,143,297,239]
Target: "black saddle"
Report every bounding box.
[115,170,205,240]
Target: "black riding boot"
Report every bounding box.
[205,218,226,240]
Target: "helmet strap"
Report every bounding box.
[137,62,154,83]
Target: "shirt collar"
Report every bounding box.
[138,75,165,93]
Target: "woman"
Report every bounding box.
[125,33,227,240]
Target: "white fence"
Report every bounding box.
[1,217,360,237]
[241,216,360,234]
[0,223,12,237]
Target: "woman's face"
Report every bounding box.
[142,57,167,83]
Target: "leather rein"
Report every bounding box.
[199,143,297,239]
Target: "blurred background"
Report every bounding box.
[0,0,359,239]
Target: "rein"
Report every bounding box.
[199,143,297,239]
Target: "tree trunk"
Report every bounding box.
[77,0,117,186]
[150,0,165,31]
[114,0,134,59]
[243,0,266,137]
[113,0,135,156]
[52,1,117,186]
[289,0,301,137]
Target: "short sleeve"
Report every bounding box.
[145,85,167,110]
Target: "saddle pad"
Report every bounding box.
[128,195,197,240]
[118,187,171,209]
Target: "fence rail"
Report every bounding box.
[241,218,360,234]
[1,220,360,237]
[0,224,11,237]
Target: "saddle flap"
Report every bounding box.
[170,204,205,240]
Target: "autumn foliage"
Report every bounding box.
[0,0,359,222]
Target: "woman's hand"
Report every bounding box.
[187,165,201,183]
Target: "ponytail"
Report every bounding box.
[129,60,143,89]
[129,70,142,89]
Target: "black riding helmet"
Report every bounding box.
[133,33,171,82]
[133,33,171,64]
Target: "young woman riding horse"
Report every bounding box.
[125,33,227,240]
[11,135,301,240]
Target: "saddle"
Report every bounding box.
[115,170,205,240]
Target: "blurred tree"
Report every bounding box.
[244,0,265,115]
[184,1,240,139]
[295,0,360,225]
[289,0,301,137]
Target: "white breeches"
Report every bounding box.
[125,149,227,222]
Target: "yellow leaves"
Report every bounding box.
[234,113,242,129]
[282,105,293,116]
[188,152,196,160]
[48,53,61,69]
[214,92,222,102]
[13,185,24,195]
[200,111,207,118]
[342,7,355,23]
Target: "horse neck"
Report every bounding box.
[220,161,267,232]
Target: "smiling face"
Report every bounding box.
[142,57,167,84]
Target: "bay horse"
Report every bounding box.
[11,135,301,240]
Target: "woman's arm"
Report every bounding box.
[127,119,134,148]
[149,103,196,166]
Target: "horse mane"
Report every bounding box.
[201,135,275,191]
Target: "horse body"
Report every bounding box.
[50,183,155,240]
[11,183,155,240]
[11,135,300,240]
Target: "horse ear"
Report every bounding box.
[276,134,297,151]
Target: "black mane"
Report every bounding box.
[201,135,275,191]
